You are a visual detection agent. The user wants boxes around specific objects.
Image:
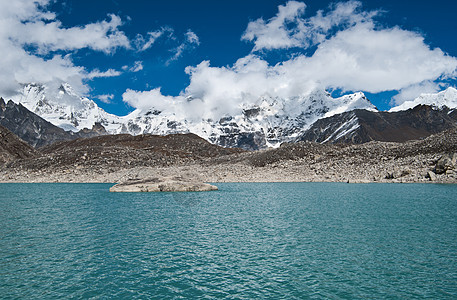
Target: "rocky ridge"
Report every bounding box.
[298,105,457,144]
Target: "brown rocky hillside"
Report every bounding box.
[0,125,37,163]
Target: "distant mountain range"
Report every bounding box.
[11,83,376,149]
[3,83,457,150]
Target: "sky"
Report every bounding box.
[1,0,457,116]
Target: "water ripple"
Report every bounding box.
[1,183,457,298]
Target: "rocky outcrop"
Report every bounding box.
[435,153,457,174]
[109,176,218,192]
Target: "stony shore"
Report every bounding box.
[1,151,456,184]
[1,129,457,184]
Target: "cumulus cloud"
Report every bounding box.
[0,0,130,97]
[241,0,376,51]
[283,22,457,93]
[242,1,306,51]
[123,88,185,112]
[392,81,442,106]
[124,0,457,118]
[11,14,130,54]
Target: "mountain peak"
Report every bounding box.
[390,87,457,112]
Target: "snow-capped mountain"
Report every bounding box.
[390,87,457,112]
[12,83,123,133]
[11,83,377,149]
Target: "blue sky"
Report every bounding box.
[1,0,457,115]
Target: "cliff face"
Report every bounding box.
[0,125,36,163]
[297,105,457,144]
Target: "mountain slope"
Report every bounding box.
[0,97,106,147]
[298,105,457,144]
[22,133,244,171]
[0,125,37,163]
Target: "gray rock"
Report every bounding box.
[426,171,437,181]
[435,153,457,174]
[110,176,218,192]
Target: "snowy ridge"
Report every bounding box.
[321,114,360,144]
[12,83,123,132]
[10,83,377,149]
[390,87,457,112]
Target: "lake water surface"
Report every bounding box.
[1,183,457,299]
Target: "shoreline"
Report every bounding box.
[2,130,457,185]
[1,159,456,184]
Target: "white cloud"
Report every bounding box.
[185,30,200,45]
[123,61,144,72]
[241,0,377,52]
[97,94,115,104]
[11,14,130,54]
[86,68,122,79]
[392,81,441,106]
[123,88,185,112]
[242,1,306,51]
[167,30,200,64]
[125,0,457,118]
[131,61,144,72]
[135,27,173,51]
[0,0,131,98]
[282,22,457,93]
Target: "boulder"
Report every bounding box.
[435,153,457,174]
[110,176,218,192]
[426,171,437,181]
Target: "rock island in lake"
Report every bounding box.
[109,176,218,192]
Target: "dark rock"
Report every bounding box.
[216,131,266,151]
[435,153,457,174]
[426,171,437,181]
[243,107,261,119]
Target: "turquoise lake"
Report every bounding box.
[1,183,457,299]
